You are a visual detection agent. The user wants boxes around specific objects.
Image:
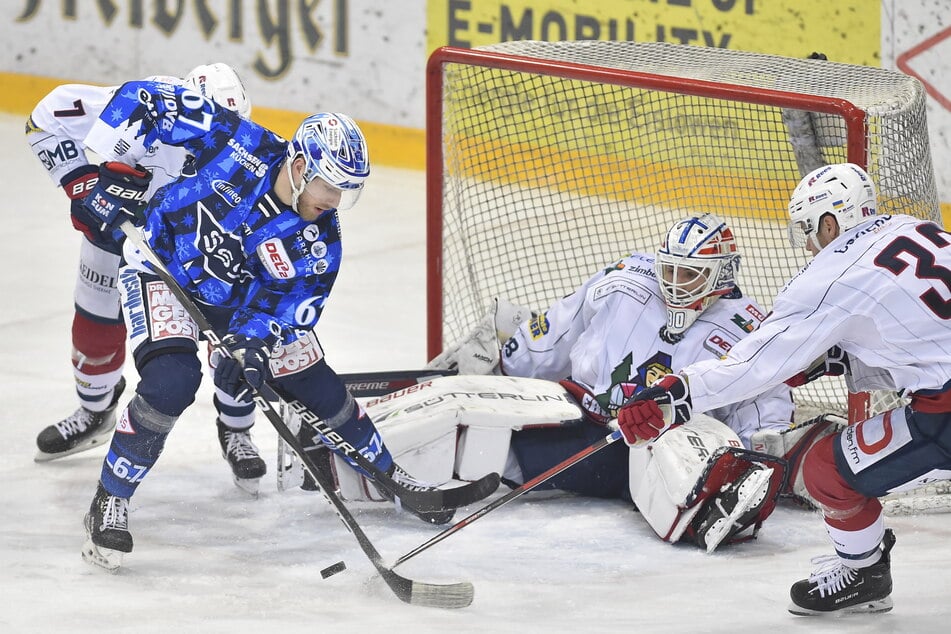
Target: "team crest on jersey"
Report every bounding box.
[596,351,672,415]
[195,201,242,284]
[731,314,755,332]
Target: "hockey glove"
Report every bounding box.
[213,334,270,403]
[784,346,850,388]
[617,374,692,446]
[60,164,119,251]
[82,162,152,231]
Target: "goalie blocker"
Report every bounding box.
[277,375,840,551]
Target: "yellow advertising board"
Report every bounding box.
[427,0,880,64]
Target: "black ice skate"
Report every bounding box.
[692,464,773,552]
[789,529,896,616]
[35,377,127,462]
[81,482,132,572]
[217,419,267,496]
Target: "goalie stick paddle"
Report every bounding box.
[391,428,624,569]
[118,220,475,609]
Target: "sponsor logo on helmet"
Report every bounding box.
[212,180,242,207]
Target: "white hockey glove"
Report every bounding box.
[426,298,531,375]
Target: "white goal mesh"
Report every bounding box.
[427,41,940,423]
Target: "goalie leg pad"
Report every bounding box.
[629,414,785,548]
[750,414,846,509]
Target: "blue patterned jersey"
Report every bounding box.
[83,80,341,347]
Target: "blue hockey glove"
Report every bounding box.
[617,374,692,446]
[82,162,152,230]
[60,164,120,252]
[213,335,270,403]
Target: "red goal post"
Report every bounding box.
[426,41,940,423]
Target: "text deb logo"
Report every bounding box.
[259,239,295,279]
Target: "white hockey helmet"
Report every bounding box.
[285,112,370,213]
[184,63,252,118]
[656,213,741,335]
[787,163,877,251]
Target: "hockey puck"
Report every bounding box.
[320,560,347,579]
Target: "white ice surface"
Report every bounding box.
[1,113,949,633]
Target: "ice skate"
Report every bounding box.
[35,377,126,462]
[693,464,773,553]
[82,482,132,572]
[789,529,895,616]
[217,419,267,496]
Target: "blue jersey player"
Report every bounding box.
[74,80,456,570]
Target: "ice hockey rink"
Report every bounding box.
[1,110,950,633]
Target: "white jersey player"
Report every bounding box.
[617,163,951,615]
[336,214,804,552]
[24,64,266,492]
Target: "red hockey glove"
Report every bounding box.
[784,346,849,388]
[617,374,692,446]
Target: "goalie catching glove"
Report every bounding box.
[81,162,152,231]
[784,345,850,388]
[212,334,270,403]
[617,374,692,446]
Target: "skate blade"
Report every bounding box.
[34,427,115,463]
[233,475,262,498]
[82,538,123,573]
[788,596,893,616]
[704,468,774,553]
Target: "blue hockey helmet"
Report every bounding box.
[286,112,369,212]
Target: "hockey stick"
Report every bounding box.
[391,428,624,569]
[118,220,474,609]
[340,369,456,397]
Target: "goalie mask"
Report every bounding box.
[787,163,877,251]
[286,112,370,214]
[656,213,741,336]
[184,63,252,119]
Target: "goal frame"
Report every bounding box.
[425,45,870,419]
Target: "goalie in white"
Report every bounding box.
[292,214,834,552]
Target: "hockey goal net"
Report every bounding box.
[426,41,939,427]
